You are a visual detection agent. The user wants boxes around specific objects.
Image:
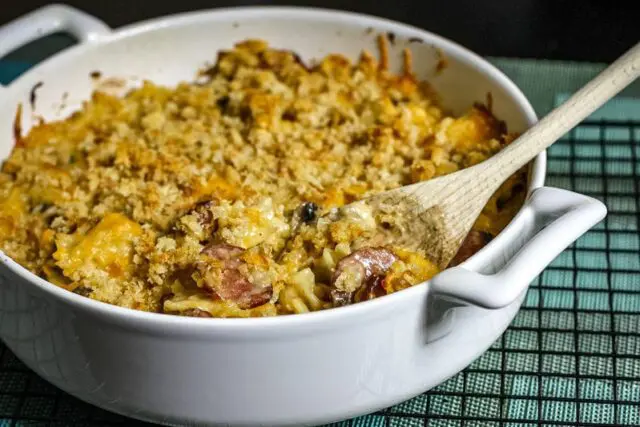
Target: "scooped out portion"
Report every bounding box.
[0,36,527,317]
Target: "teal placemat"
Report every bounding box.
[0,58,639,426]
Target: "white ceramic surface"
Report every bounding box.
[0,5,607,426]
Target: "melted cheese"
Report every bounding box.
[53,212,142,279]
[0,188,27,238]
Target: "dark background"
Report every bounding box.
[1,0,639,63]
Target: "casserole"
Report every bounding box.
[0,5,607,426]
[0,35,529,318]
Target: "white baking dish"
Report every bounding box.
[0,5,606,426]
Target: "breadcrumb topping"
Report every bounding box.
[0,37,527,317]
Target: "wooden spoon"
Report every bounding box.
[351,42,640,270]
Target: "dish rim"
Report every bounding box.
[0,5,543,329]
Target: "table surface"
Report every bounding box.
[0,26,639,427]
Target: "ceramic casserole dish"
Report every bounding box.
[0,5,607,426]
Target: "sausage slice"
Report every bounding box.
[330,247,397,305]
[198,243,272,309]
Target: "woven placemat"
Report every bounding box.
[0,57,638,426]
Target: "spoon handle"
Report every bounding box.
[481,42,640,185]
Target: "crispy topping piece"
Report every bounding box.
[190,199,218,238]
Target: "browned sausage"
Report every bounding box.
[353,274,387,303]
[201,242,243,260]
[330,247,397,305]
[198,243,272,309]
[449,230,491,267]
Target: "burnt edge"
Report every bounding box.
[13,104,23,147]
[29,81,44,111]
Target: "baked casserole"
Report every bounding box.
[0,37,527,317]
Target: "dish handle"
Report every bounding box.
[429,186,607,309]
[0,4,111,89]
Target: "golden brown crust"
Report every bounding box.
[12,104,23,147]
[377,34,390,71]
[0,39,527,317]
